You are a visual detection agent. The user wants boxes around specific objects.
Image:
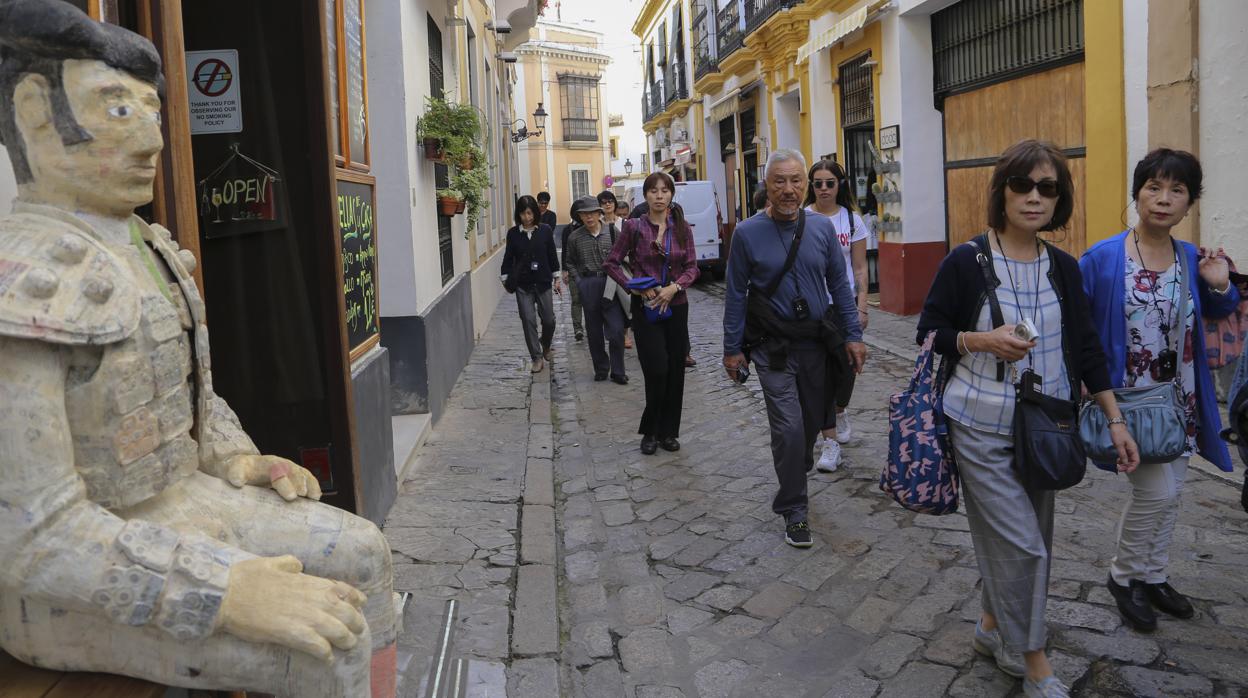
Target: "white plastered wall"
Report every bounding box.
[1122,0,1148,229]
[1198,1,1248,263]
[888,8,944,245]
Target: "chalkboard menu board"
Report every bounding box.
[325,0,340,156]
[343,0,368,163]
[337,178,379,355]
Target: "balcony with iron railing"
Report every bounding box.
[744,0,799,33]
[664,61,689,106]
[716,1,743,61]
[692,3,717,81]
[642,79,665,122]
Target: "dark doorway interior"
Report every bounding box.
[182,0,343,501]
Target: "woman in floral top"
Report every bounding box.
[1081,148,1239,634]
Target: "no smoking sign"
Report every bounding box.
[186,49,243,134]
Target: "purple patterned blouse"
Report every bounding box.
[603,215,700,305]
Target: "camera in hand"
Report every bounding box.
[792,296,811,321]
[1013,317,1039,342]
[734,362,750,383]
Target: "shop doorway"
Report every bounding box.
[181,0,353,508]
[839,54,877,219]
[740,107,759,218]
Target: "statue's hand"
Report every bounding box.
[220,556,367,662]
[222,454,323,502]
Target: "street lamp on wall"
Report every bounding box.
[509,102,549,143]
[624,158,633,176]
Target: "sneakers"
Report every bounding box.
[972,619,1025,678]
[543,348,554,361]
[835,412,853,444]
[784,521,813,548]
[1023,676,1070,698]
[815,439,841,473]
[1107,575,1158,631]
[1144,581,1195,619]
[530,358,545,373]
[575,332,584,342]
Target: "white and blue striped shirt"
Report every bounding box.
[943,247,1070,435]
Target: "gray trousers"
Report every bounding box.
[755,345,826,524]
[568,276,585,336]
[949,421,1054,653]
[516,287,556,360]
[577,275,626,378]
[1111,457,1189,585]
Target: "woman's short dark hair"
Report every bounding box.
[596,190,618,207]
[987,139,1074,232]
[536,191,551,204]
[1132,148,1203,203]
[514,195,542,227]
[803,158,857,210]
[752,186,768,212]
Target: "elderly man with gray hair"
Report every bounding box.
[722,149,868,548]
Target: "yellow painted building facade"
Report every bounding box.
[514,21,612,216]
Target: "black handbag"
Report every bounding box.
[974,236,1086,490]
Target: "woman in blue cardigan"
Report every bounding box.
[1080,148,1239,633]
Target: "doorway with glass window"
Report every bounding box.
[839,53,877,220]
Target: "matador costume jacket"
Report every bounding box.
[0,202,263,641]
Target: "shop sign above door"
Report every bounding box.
[187,49,243,134]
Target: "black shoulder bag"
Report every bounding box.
[743,210,806,352]
[974,235,1086,490]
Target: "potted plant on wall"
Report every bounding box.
[437,188,464,216]
[416,95,483,164]
[452,166,491,236]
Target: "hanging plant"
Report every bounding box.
[437,188,464,216]
[416,95,483,164]
[451,166,491,237]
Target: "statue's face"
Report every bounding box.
[23,59,163,215]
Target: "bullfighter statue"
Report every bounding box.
[0,1,397,695]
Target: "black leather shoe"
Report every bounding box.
[640,435,658,455]
[594,373,608,381]
[1145,581,1195,619]
[1107,575,1157,631]
[610,374,629,385]
[659,437,680,452]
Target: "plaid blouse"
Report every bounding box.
[603,215,700,305]
[942,248,1071,435]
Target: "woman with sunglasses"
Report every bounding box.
[804,159,868,472]
[918,140,1138,698]
[1080,148,1238,633]
[604,172,699,454]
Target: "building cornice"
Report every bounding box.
[632,0,673,39]
[516,42,611,64]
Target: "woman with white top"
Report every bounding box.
[804,159,869,472]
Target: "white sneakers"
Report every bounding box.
[835,412,853,444]
[816,439,842,473]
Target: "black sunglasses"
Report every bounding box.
[1006,176,1060,199]
[811,178,840,190]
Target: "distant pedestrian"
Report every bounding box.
[721,149,867,549]
[629,201,648,219]
[599,190,634,350]
[561,198,586,341]
[501,196,561,373]
[1080,148,1238,633]
[605,173,699,454]
[804,159,869,472]
[537,191,557,229]
[566,196,628,383]
[917,139,1138,697]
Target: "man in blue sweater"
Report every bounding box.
[722,149,867,548]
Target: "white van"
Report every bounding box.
[671,180,725,279]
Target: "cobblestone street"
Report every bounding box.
[386,282,1248,697]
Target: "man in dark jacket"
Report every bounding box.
[502,202,562,372]
[561,197,586,341]
[537,191,557,229]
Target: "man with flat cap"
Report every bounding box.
[0,2,397,696]
[565,195,629,383]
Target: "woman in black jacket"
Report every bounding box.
[502,196,562,372]
[916,140,1138,698]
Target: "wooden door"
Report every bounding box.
[943,62,1087,256]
